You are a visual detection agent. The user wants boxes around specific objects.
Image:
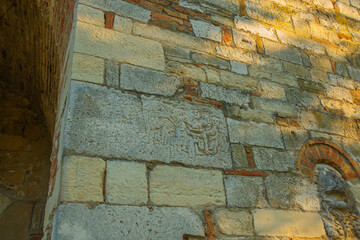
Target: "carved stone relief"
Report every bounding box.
[316,165,360,239]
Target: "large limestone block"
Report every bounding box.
[77,4,104,26]
[254,209,326,238]
[120,64,181,96]
[53,204,204,239]
[265,174,320,211]
[74,21,165,71]
[234,16,277,41]
[215,209,253,236]
[61,155,105,202]
[227,119,284,148]
[252,147,295,171]
[150,165,225,207]
[225,175,268,208]
[71,53,105,84]
[106,161,147,205]
[65,81,231,169]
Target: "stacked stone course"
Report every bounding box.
[44,0,360,239]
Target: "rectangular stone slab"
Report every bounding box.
[53,204,204,240]
[64,81,231,169]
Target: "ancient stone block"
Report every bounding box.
[61,155,105,202]
[74,22,165,71]
[220,71,258,91]
[252,147,295,171]
[166,61,206,82]
[347,66,360,81]
[254,209,326,237]
[230,61,248,75]
[192,53,230,70]
[336,2,360,20]
[150,165,225,207]
[225,175,268,208]
[53,204,204,239]
[190,20,222,42]
[215,209,253,236]
[79,0,151,22]
[202,0,240,13]
[231,144,249,168]
[263,39,302,65]
[301,111,344,135]
[281,127,309,150]
[216,46,253,63]
[65,81,232,169]
[120,64,181,96]
[106,161,147,205]
[259,81,286,100]
[232,30,257,52]
[200,83,250,106]
[77,4,104,26]
[105,60,119,88]
[314,0,334,9]
[113,15,132,34]
[71,53,105,84]
[164,45,190,59]
[265,173,320,211]
[227,119,284,148]
[234,16,277,41]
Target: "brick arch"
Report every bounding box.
[297,139,360,180]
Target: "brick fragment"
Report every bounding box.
[105,12,115,29]
[184,96,192,102]
[224,170,267,177]
[330,59,337,74]
[244,146,255,168]
[204,210,215,238]
[255,35,264,54]
[139,0,164,11]
[152,12,183,25]
[301,158,315,170]
[222,25,233,46]
[209,100,222,107]
[184,78,198,87]
[164,8,188,19]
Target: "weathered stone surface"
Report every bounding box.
[54,204,204,239]
[192,52,230,69]
[167,61,206,82]
[77,4,104,26]
[105,60,119,88]
[120,64,181,96]
[314,0,334,9]
[79,0,151,22]
[283,62,310,79]
[230,61,248,75]
[106,161,147,205]
[254,209,326,238]
[232,29,257,52]
[227,119,284,148]
[260,81,286,100]
[252,147,295,171]
[0,192,11,214]
[347,66,360,81]
[215,209,253,236]
[179,0,204,12]
[298,78,325,93]
[72,53,105,84]
[190,19,221,42]
[164,45,190,59]
[202,0,240,13]
[234,16,277,41]
[113,15,132,34]
[231,144,249,168]
[200,83,250,106]
[220,70,258,91]
[301,111,344,135]
[150,165,225,207]
[225,175,268,208]
[65,81,231,169]
[216,46,253,63]
[265,174,320,211]
[74,22,165,71]
[0,202,33,240]
[61,155,105,202]
[281,127,309,150]
[336,2,360,20]
[263,39,302,65]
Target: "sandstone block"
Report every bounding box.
[252,98,298,117]
[192,52,230,70]
[254,209,326,237]
[150,165,225,207]
[215,209,253,236]
[227,119,284,148]
[190,19,221,42]
[336,2,360,20]
[106,161,147,205]
[252,147,295,171]
[105,60,119,88]
[205,68,221,84]
[166,61,206,82]
[200,83,250,106]
[77,4,104,26]
[164,45,190,59]
[220,70,258,91]
[259,81,286,100]
[120,64,181,96]
[313,0,334,9]
[61,155,105,202]
[263,39,302,65]
[79,0,151,22]
[301,111,344,135]
[113,15,132,33]
[231,144,249,168]
[65,81,232,169]
[54,204,204,239]
[298,78,325,93]
[74,22,165,71]
[71,53,105,84]
[225,175,268,208]
[277,30,325,54]
[283,62,310,79]
[202,0,240,13]
[281,127,309,150]
[232,29,257,52]
[265,173,320,211]
[234,16,277,41]
[216,46,253,63]
[230,61,248,75]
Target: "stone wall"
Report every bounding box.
[48,0,360,239]
[0,83,51,240]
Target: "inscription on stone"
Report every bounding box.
[65,81,231,169]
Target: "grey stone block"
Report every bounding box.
[252,147,295,172]
[65,81,231,169]
[225,175,268,208]
[200,83,250,106]
[190,19,221,42]
[105,60,119,88]
[230,61,248,75]
[192,53,230,70]
[120,64,181,96]
[53,204,204,240]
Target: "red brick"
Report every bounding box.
[301,158,315,170]
[330,59,337,75]
[204,210,215,237]
[343,171,357,180]
[139,0,164,12]
[171,4,208,20]
[317,145,328,160]
[312,37,338,48]
[177,26,192,33]
[305,148,318,163]
[127,0,139,3]
[240,0,246,16]
[209,100,222,107]
[185,85,198,96]
[151,20,174,30]
[251,92,261,97]
[244,146,255,168]
[301,167,314,178]
[105,12,115,29]
[222,25,233,46]
[164,8,188,19]
[194,97,207,103]
[148,0,171,6]
[152,12,183,25]
[224,170,267,177]
[323,145,332,159]
[184,96,192,102]
[184,78,198,87]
